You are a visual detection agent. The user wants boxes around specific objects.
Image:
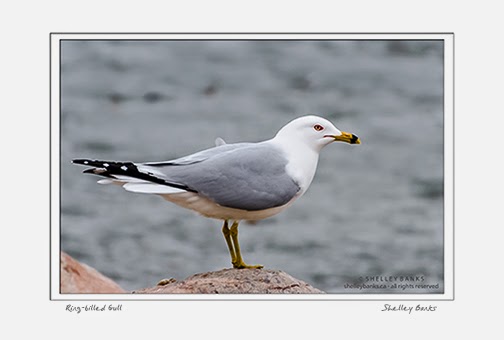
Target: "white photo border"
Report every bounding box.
[50,32,454,301]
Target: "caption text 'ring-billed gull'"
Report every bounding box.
[73,115,361,269]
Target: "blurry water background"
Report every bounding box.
[60,39,444,293]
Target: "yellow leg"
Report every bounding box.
[221,220,236,264]
[229,221,263,269]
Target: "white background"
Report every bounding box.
[2,0,502,338]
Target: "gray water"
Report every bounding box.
[60,40,444,294]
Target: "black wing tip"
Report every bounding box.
[72,158,91,165]
[71,158,197,193]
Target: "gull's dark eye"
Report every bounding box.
[314,124,324,131]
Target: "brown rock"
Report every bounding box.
[133,268,324,294]
[60,252,323,294]
[60,252,125,294]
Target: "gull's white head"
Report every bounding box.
[274,115,361,152]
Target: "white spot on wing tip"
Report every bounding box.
[121,165,128,171]
[84,161,89,164]
[103,163,109,167]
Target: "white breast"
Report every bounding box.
[160,191,299,221]
[266,139,320,196]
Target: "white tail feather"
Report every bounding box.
[123,183,186,194]
[97,179,114,185]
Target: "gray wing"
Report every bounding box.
[147,143,300,211]
[214,137,226,146]
[144,143,251,166]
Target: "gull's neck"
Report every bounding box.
[267,136,320,195]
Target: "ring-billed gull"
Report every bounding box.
[73,115,361,269]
